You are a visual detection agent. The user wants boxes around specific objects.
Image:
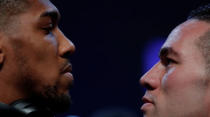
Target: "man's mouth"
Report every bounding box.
[59,63,74,89]
[141,96,154,112]
[61,63,72,74]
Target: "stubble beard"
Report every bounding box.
[12,40,72,113]
[19,65,72,113]
[14,54,72,113]
[9,34,72,113]
[19,69,72,113]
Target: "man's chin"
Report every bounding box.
[46,93,72,113]
[31,88,72,113]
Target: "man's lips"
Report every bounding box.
[60,63,74,84]
[142,97,153,104]
[61,63,72,74]
[141,96,154,112]
[60,63,74,89]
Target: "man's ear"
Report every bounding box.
[0,34,6,67]
[0,49,4,65]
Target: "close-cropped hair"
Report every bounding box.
[188,3,210,72]
[0,0,30,32]
[188,3,210,21]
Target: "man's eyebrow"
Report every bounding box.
[159,47,179,58]
[40,10,60,22]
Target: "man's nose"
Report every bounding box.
[140,62,163,90]
[57,29,75,58]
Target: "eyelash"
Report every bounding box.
[42,23,54,34]
[161,57,177,67]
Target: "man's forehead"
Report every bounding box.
[158,19,210,60]
[162,19,210,48]
[26,0,60,21]
[29,0,59,14]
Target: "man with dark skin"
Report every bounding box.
[140,4,210,117]
[0,0,75,116]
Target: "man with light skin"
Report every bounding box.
[140,4,210,117]
[0,0,75,116]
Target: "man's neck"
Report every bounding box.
[0,80,26,104]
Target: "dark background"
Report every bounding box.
[51,0,209,117]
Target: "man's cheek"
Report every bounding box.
[161,68,186,93]
[162,68,175,88]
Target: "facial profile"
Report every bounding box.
[140,19,210,117]
[0,0,75,113]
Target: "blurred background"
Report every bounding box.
[51,0,208,117]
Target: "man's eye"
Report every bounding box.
[42,24,54,34]
[162,57,177,67]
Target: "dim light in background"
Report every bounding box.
[141,37,165,73]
